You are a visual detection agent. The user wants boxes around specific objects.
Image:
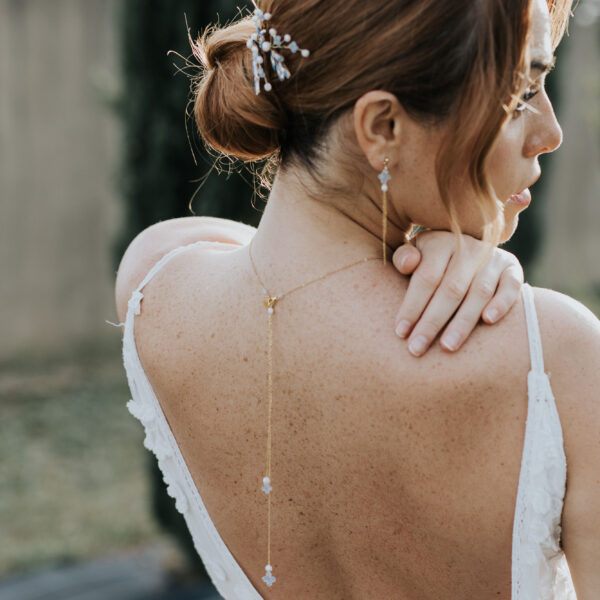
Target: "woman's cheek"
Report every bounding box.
[489,128,523,202]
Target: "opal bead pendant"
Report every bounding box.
[262,564,276,587]
[261,476,272,495]
[378,158,391,266]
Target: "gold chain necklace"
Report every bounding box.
[248,236,382,588]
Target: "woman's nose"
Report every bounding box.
[524,93,563,157]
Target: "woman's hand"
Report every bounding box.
[392,230,524,357]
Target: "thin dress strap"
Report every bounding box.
[521,283,545,374]
[125,240,227,318]
[136,240,222,293]
[512,283,574,598]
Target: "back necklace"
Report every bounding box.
[247,235,382,588]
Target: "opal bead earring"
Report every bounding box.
[378,158,391,266]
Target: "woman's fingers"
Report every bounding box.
[392,242,421,275]
[393,234,455,339]
[392,231,525,357]
[401,242,491,356]
[479,256,524,324]
[438,253,524,351]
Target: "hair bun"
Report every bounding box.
[193,18,286,161]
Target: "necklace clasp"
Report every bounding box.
[264,295,281,312]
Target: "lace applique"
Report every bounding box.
[126,398,173,461]
[126,396,190,515]
[513,284,576,599]
[512,367,574,598]
[166,480,189,515]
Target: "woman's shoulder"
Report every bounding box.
[360,281,599,418]
[529,285,600,382]
[530,287,600,594]
[529,284,600,438]
[114,217,256,322]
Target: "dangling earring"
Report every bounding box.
[378,158,391,266]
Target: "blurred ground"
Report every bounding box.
[0,339,183,578]
[0,546,220,600]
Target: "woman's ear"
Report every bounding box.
[353,91,404,171]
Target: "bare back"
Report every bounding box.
[128,241,591,599]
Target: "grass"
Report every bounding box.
[0,341,183,577]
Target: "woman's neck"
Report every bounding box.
[248,170,411,290]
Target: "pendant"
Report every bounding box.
[263,294,282,314]
[262,564,276,587]
[261,476,272,495]
[378,163,391,191]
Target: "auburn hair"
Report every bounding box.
[192,0,572,246]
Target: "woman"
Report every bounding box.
[116,0,599,598]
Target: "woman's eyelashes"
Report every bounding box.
[513,86,541,117]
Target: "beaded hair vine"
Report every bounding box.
[246,8,310,95]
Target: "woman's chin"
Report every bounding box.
[500,212,521,243]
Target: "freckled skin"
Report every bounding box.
[136,243,543,599]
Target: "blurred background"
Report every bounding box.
[0,1,598,598]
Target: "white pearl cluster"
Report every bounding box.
[262,563,276,586]
[247,8,310,95]
[262,288,284,315]
[261,475,272,494]
[378,164,392,192]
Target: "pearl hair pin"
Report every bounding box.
[246,8,310,95]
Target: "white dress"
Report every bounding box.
[121,241,577,599]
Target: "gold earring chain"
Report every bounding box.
[378,157,391,267]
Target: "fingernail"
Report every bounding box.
[409,335,428,357]
[442,331,461,351]
[485,308,499,323]
[395,320,411,338]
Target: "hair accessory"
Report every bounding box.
[378,158,391,266]
[246,8,310,95]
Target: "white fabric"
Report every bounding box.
[121,242,576,599]
[512,283,577,599]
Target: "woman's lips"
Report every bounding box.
[508,187,531,206]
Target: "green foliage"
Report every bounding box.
[0,352,164,577]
